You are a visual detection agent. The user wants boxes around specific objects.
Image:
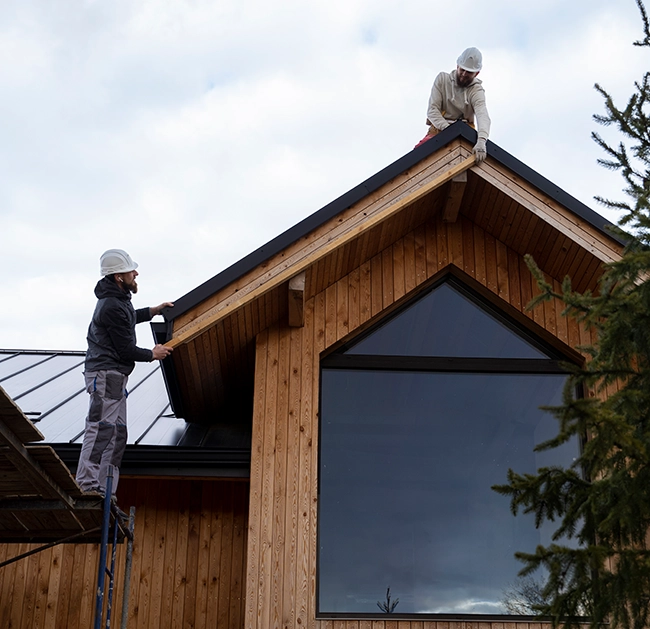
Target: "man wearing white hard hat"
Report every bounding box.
[416,47,491,163]
[76,249,174,504]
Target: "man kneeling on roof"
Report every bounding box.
[415,46,491,163]
[76,249,174,509]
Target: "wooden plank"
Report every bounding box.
[271,328,291,629]
[20,543,40,627]
[382,247,394,311]
[150,480,168,629]
[295,294,318,629]
[325,284,338,349]
[231,483,249,629]
[44,545,63,629]
[217,484,235,629]
[485,232,498,295]
[309,294,326,629]
[171,480,189,629]
[496,239,510,302]
[442,171,467,222]
[461,215,476,279]
[245,331,265,629]
[393,239,406,303]
[137,478,156,629]
[258,326,280,629]
[403,230,417,294]
[8,543,28,629]
[436,215,449,270]
[337,277,350,343]
[414,224,427,287]
[167,156,477,349]
[371,254,383,319]
[78,542,98,629]
[473,222,487,287]
[159,480,181,629]
[348,268,361,333]
[553,278,570,346]
[194,481,214,629]
[182,482,202,629]
[359,261,372,325]
[447,217,464,268]
[206,480,224,627]
[289,271,306,327]
[282,327,303,628]
[508,247,523,313]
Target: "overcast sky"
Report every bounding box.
[0,0,646,351]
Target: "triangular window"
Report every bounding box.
[344,281,549,359]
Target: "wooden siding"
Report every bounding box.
[0,477,248,629]
[245,213,600,629]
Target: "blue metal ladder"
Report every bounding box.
[94,466,136,629]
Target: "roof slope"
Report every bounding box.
[0,350,250,476]
[154,122,623,424]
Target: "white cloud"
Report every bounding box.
[0,0,645,350]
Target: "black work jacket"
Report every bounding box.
[85,277,153,375]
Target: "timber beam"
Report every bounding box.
[442,171,468,223]
[288,272,306,327]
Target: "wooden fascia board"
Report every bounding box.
[474,161,623,264]
[166,151,478,348]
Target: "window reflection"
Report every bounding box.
[318,369,579,615]
[345,283,547,359]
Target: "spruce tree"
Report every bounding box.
[492,2,650,628]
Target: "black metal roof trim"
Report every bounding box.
[52,444,251,476]
[160,122,621,325]
[152,321,186,418]
[0,349,86,357]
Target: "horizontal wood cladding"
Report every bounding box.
[0,478,248,629]
[245,214,600,629]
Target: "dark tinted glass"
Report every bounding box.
[318,368,579,615]
[345,283,547,359]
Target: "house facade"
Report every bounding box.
[0,123,622,628]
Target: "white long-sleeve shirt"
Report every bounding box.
[427,69,491,141]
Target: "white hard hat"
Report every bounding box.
[457,47,482,72]
[100,249,138,276]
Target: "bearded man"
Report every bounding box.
[416,47,491,162]
[76,249,173,499]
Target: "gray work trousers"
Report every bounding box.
[75,370,128,495]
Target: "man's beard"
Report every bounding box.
[124,280,138,294]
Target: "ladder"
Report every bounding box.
[94,465,136,629]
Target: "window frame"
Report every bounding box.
[316,273,583,621]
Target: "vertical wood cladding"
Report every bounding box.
[0,478,248,629]
[245,214,599,629]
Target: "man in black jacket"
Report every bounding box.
[76,249,173,497]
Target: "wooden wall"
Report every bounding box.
[0,477,248,629]
[245,213,600,629]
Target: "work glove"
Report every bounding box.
[473,137,487,163]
